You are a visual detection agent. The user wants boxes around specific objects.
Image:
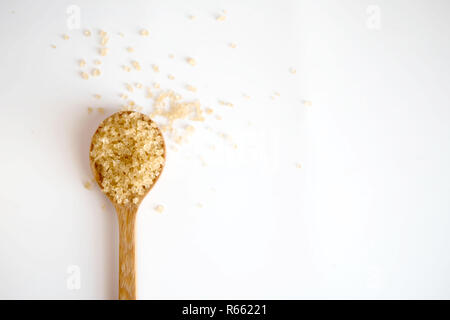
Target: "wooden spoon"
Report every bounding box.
[89,111,166,300]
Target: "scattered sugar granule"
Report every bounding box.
[81,72,89,80]
[153,82,160,89]
[186,57,196,66]
[216,115,222,120]
[91,68,101,77]
[128,100,136,107]
[168,74,175,80]
[97,107,105,114]
[51,44,56,49]
[274,91,280,97]
[99,47,109,56]
[99,30,107,37]
[122,65,131,72]
[233,144,238,149]
[219,133,231,141]
[152,64,160,72]
[94,59,102,65]
[290,67,297,74]
[189,15,196,20]
[135,82,143,89]
[87,107,93,114]
[101,203,106,210]
[154,205,164,213]
[127,47,134,53]
[302,100,313,107]
[196,203,203,208]
[216,15,226,21]
[205,108,213,115]
[132,60,141,71]
[83,181,92,190]
[229,43,237,48]
[79,59,86,67]
[168,54,174,59]
[120,93,128,99]
[63,34,70,40]
[243,94,250,99]
[83,30,91,37]
[100,36,109,46]
[118,32,125,37]
[125,83,134,92]
[94,94,101,99]
[140,29,149,36]
[186,85,197,92]
[219,100,233,107]
[296,163,302,169]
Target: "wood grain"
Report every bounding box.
[116,204,138,300]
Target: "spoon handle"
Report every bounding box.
[116,205,138,300]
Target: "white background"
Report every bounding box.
[0,0,449,299]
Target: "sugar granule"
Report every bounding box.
[186,57,196,66]
[100,35,109,46]
[83,181,92,190]
[186,85,197,92]
[302,100,312,107]
[132,61,141,71]
[91,68,101,77]
[140,29,149,36]
[99,47,109,56]
[126,83,134,92]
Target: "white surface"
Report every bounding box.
[0,0,449,299]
